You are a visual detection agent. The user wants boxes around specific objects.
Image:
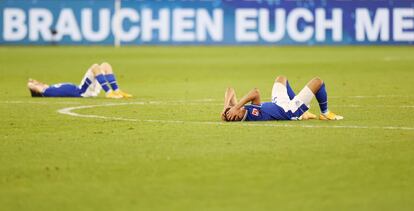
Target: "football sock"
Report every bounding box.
[105,74,119,91]
[315,83,329,114]
[79,78,92,94]
[95,74,111,93]
[286,80,296,100]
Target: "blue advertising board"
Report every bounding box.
[1,0,413,45]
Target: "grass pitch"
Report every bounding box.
[0,46,413,210]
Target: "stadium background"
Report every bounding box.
[1,0,413,45]
[1,0,413,210]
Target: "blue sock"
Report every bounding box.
[79,78,92,94]
[315,83,328,113]
[95,74,111,93]
[105,74,119,91]
[286,80,296,100]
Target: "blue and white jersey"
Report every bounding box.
[243,103,289,121]
[243,102,309,121]
[43,83,82,97]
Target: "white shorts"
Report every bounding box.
[79,69,101,97]
[271,82,314,114]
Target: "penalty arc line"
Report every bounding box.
[57,102,414,131]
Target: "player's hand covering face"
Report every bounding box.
[225,107,246,121]
[221,106,232,121]
[221,112,227,121]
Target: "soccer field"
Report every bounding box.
[1,46,413,210]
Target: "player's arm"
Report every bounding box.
[226,88,261,120]
[223,87,237,108]
[222,88,238,120]
[234,88,261,109]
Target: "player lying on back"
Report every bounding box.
[221,76,343,121]
[27,62,132,99]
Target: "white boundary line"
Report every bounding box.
[1,101,83,105]
[0,99,217,105]
[329,95,414,99]
[1,94,413,106]
[2,100,414,108]
[332,105,414,108]
[1,99,413,131]
[56,101,414,131]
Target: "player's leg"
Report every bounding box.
[274,76,316,120]
[90,63,122,98]
[286,80,296,100]
[286,77,318,120]
[100,62,132,98]
[79,65,104,97]
[100,62,119,91]
[271,76,291,104]
[78,67,95,95]
[273,76,296,100]
[304,77,343,120]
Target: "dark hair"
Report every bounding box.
[29,88,43,97]
[223,107,232,121]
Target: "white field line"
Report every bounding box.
[332,105,414,108]
[2,100,414,108]
[0,99,217,105]
[204,104,414,108]
[2,100,83,105]
[56,102,414,131]
[2,98,414,130]
[1,94,414,105]
[329,95,414,99]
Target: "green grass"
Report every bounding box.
[0,46,413,211]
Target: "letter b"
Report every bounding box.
[4,8,27,41]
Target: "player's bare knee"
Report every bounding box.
[307,77,323,93]
[312,77,323,86]
[100,62,110,68]
[90,63,100,71]
[275,75,287,81]
[91,64,103,76]
[100,62,113,74]
[91,68,102,76]
[275,76,287,85]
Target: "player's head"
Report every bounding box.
[29,88,42,97]
[27,79,46,97]
[223,106,247,122]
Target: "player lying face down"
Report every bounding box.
[27,62,132,99]
[221,76,343,121]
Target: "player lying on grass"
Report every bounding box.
[221,76,343,121]
[27,62,132,98]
